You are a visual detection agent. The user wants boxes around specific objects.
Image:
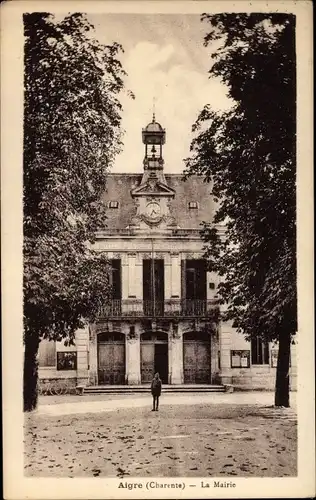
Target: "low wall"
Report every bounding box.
[38,368,78,394]
[231,366,297,391]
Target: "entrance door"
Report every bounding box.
[98,332,125,385]
[154,343,168,383]
[140,332,168,383]
[140,343,155,383]
[143,259,164,316]
[183,331,211,384]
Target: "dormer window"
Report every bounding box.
[108,201,119,208]
[188,201,198,209]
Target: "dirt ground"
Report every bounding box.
[24,400,297,477]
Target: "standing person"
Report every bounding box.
[151,372,162,411]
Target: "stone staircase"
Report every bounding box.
[81,384,226,395]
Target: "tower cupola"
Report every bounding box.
[142,114,166,170]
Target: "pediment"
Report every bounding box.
[131,179,175,198]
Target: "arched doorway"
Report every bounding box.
[140,332,168,384]
[183,331,211,384]
[97,332,125,385]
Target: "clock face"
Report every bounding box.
[146,202,161,219]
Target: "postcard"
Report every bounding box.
[1,1,314,499]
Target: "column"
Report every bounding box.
[75,326,89,386]
[219,320,232,384]
[126,324,141,385]
[169,322,183,384]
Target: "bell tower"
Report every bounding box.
[142,113,166,172]
[129,112,177,230]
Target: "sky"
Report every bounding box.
[88,14,233,173]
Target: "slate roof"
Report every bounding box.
[101,174,216,231]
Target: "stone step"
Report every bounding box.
[81,384,226,394]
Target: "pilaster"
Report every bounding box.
[170,253,181,298]
[210,325,220,383]
[126,253,143,299]
[88,325,98,385]
[164,262,172,300]
[127,253,137,297]
[219,320,232,384]
[135,258,143,300]
[121,258,129,300]
[169,322,183,384]
[75,326,89,385]
[126,323,141,384]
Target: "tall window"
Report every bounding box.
[251,337,269,364]
[182,259,207,300]
[111,259,122,300]
[142,259,164,316]
[180,259,207,316]
[38,339,56,367]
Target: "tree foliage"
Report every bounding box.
[185,14,296,406]
[23,12,129,410]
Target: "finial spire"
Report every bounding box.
[153,96,156,122]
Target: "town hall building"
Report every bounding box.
[38,115,297,393]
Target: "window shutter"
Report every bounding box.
[38,339,56,367]
[181,259,186,300]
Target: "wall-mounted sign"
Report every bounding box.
[231,350,250,368]
[57,352,77,371]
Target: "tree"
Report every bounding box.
[23,13,129,411]
[185,14,296,407]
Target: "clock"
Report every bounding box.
[146,201,161,220]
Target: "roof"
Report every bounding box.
[101,174,216,231]
[143,121,164,132]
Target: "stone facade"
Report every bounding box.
[38,324,297,391]
[37,116,297,391]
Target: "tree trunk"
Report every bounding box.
[274,331,291,407]
[23,332,40,412]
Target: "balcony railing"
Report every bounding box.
[99,299,218,319]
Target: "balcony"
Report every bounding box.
[99,299,219,319]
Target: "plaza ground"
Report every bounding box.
[24,392,297,478]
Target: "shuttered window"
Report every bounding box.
[38,339,56,367]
